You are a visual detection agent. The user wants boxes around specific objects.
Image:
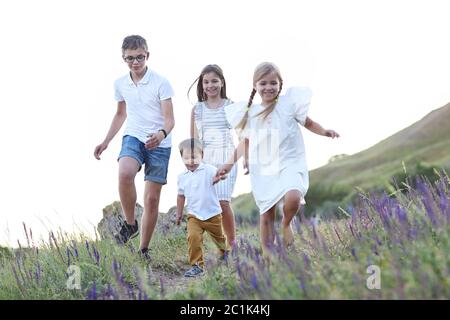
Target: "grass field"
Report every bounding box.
[1,171,448,300]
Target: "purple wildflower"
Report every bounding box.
[303,253,311,268]
[351,247,358,261]
[85,240,93,260]
[66,247,71,267]
[35,262,41,284]
[92,245,100,265]
[71,240,79,259]
[250,274,258,290]
[105,283,117,300]
[395,205,409,226]
[87,281,97,300]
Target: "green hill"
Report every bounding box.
[232,102,450,219]
[310,102,450,188]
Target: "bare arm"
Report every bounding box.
[227,137,247,165]
[94,101,127,160]
[176,194,186,225]
[190,107,199,139]
[216,138,248,178]
[145,98,175,149]
[243,138,249,175]
[304,116,340,138]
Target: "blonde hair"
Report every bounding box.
[237,62,283,131]
[178,138,203,156]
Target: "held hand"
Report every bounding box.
[213,173,227,185]
[216,164,233,179]
[325,130,340,139]
[94,143,108,160]
[145,131,164,149]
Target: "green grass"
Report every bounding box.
[1,173,448,299]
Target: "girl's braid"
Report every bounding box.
[237,88,257,131]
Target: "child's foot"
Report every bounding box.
[218,251,229,265]
[138,247,151,263]
[115,219,139,244]
[184,263,204,277]
[282,224,295,248]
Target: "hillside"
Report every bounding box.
[310,102,450,188]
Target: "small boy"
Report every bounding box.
[176,138,228,277]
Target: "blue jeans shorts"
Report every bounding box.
[118,135,171,184]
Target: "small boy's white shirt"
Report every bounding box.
[114,68,174,148]
[177,163,222,221]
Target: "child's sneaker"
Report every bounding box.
[138,247,151,263]
[218,251,229,265]
[184,263,204,277]
[115,219,139,244]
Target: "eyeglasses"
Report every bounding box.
[123,54,147,63]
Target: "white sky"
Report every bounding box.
[1,0,449,247]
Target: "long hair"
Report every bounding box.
[237,62,283,131]
[187,64,228,103]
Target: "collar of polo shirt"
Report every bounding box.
[184,162,205,173]
[127,67,151,86]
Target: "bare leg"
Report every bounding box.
[260,206,276,254]
[118,157,140,225]
[281,190,302,247]
[140,181,162,250]
[219,200,236,248]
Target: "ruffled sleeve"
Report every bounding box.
[224,101,250,138]
[285,87,312,126]
[224,101,248,128]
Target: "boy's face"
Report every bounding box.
[123,48,148,74]
[181,149,203,172]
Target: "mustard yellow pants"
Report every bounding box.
[187,214,227,267]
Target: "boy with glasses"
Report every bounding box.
[94,35,175,261]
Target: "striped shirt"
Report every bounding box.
[193,100,237,201]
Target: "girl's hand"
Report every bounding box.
[325,130,340,138]
[213,174,227,185]
[216,164,233,179]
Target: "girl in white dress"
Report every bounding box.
[188,64,238,247]
[218,62,339,251]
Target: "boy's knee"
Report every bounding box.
[119,171,135,184]
[144,194,159,207]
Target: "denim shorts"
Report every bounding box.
[118,135,171,184]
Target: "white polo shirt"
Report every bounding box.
[114,68,174,148]
[177,163,222,221]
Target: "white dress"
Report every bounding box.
[224,87,311,214]
[194,99,237,201]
